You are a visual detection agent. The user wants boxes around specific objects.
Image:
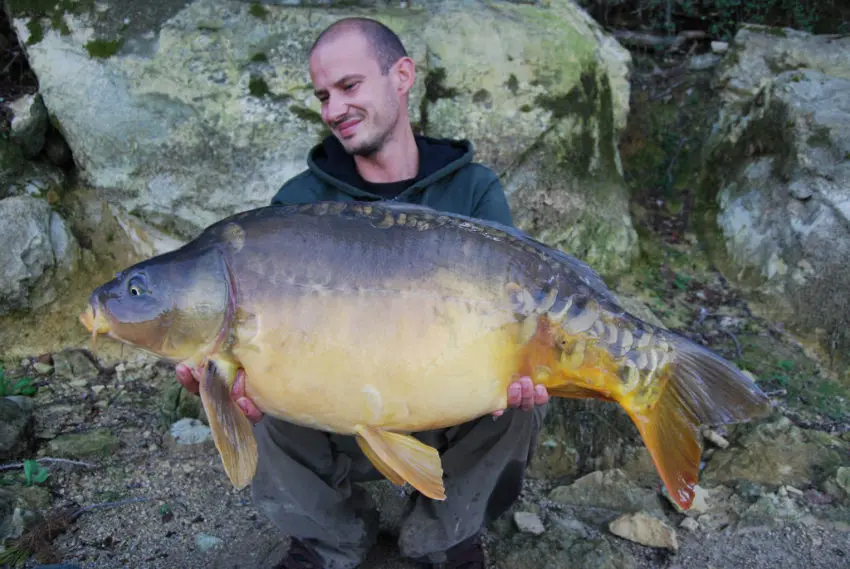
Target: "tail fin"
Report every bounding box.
[625,334,772,509]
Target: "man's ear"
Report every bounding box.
[393,56,416,95]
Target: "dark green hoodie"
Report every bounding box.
[270,134,514,227]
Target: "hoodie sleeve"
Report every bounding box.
[471,174,514,228]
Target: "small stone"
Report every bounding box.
[688,53,722,70]
[785,485,804,496]
[33,362,53,375]
[91,385,106,395]
[609,512,678,550]
[680,517,699,532]
[195,532,223,553]
[704,429,729,449]
[0,397,35,460]
[549,469,664,515]
[46,428,120,458]
[553,515,590,539]
[170,418,212,445]
[53,350,100,383]
[711,41,729,54]
[665,484,709,514]
[513,511,545,535]
[834,467,850,497]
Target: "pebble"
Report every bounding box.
[704,429,730,449]
[195,533,223,553]
[609,512,679,551]
[170,418,212,445]
[513,511,545,535]
[680,517,699,532]
[711,41,729,54]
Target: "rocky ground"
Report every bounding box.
[2,15,850,569]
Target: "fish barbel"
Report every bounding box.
[79,201,771,509]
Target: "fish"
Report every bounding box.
[78,200,772,509]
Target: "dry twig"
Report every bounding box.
[0,497,152,567]
[0,458,96,472]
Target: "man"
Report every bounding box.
[176,17,549,569]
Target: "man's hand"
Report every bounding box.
[175,363,264,424]
[492,375,549,417]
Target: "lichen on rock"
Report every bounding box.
[695,24,850,368]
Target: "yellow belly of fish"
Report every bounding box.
[233,290,522,434]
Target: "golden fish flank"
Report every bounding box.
[79,200,772,510]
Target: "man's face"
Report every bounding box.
[309,30,405,156]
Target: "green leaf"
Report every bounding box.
[32,467,49,484]
[22,459,49,486]
[23,459,36,485]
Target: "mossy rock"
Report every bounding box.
[45,428,120,458]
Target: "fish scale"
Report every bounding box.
[79,200,772,511]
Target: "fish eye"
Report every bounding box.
[127,275,147,297]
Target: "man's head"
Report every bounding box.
[308,18,415,157]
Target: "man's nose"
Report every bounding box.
[325,96,347,123]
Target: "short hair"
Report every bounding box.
[310,17,408,74]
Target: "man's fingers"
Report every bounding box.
[507,382,522,407]
[175,363,200,395]
[230,369,262,423]
[519,376,534,410]
[534,384,549,406]
[236,397,263,424]
[231,368,247,399]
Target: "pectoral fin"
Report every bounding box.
[197,358,258,490]
[355,425,446,501]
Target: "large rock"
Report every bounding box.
[0,195,81,315]
[695,25,850,366]
[0,397,35,461]
[9,0,636,276]
[700,417,849,491]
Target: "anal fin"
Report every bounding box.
[355,425,446,501]
[198,359,258,490]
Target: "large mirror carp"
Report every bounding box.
[79,201,771,509]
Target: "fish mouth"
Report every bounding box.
[79,302,111,354]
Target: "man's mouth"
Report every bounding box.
[335,118,360,138]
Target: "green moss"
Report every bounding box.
[249,3,269,19]
[533,62,618,181]
[423,67,459,103]
[25,18,43,45]
[10,0,94,45]
[735,334,850,421]
[765,26,789,37]
[418,66,460,133]
[248,75,270,97]
[85,38,123,59]
[506,73,519,95]
[472,89,490,104]
[289,105,323,125]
